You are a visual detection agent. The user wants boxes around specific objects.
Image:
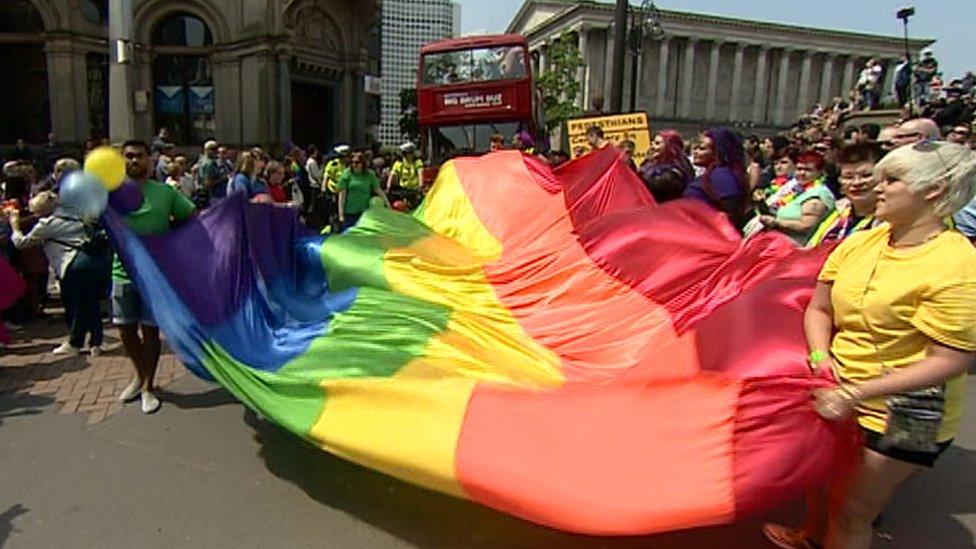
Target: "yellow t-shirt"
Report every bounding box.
[818,225,976,441]
[324,159,346,193]
[390,158,424,190]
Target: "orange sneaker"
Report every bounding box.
[762,523,822,549]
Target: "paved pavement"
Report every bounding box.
[0,316,186,425]
[1,316,975,548]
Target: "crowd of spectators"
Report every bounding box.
[627,59,976,549]
[826,48,974,138]
[0,127,437,353]
[2,51,976,546]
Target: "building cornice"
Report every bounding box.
[506,0,573,34]
[513,1,934,56]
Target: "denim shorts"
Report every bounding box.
[111,280,156,327]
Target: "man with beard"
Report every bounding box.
[113,140,196,413]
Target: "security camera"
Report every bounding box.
[896,6,915,20]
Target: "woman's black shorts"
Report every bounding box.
[862,428,952,468]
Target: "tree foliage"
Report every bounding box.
[537,32,585,133]
[398,87,419,143]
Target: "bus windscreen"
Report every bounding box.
[426,121,520,163]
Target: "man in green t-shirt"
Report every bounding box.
[114,140,196,414]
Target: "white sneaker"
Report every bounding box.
[89,346,103,357]
[118,378,141,402]
[141,391,161,414]
[52,342,81,356]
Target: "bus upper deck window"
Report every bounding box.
[500,47,525,79]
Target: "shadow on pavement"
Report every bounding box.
[0,392,53,428]
[0,355,89,398]
[159,387,239,410]
[243,409,778,549]
[0,503,29,546]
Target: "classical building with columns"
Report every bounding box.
[0,0,380,151]
[508,1,933,136]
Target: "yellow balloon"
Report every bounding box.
[85,146,126,191]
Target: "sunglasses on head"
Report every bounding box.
[912,140,951,174]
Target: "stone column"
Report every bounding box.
[655,37,670,116]
[751,46,770,123]
[705,39,723,120]
[538,44,548,76]
[624,40,642,111]
[277,52,292,147]
[340,69,356,142]
[576,26,590,110]
[44,39,89,144]
[841,55,856,99]
[353,68,366,143]
[728,43,746,121]
[679,37,697,118]
[819,52,835,105]
[603,29,615,108]
[881,58,897,103]
[797,50,813,116]
[133,49,153,140]
[212,53,241,145]
[774,47,793,125]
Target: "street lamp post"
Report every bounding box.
[108,0,136,143]
[896,6,915,117]
[609,0,629,113]
[627,1,663,113]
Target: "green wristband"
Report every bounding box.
[808,350,828,364]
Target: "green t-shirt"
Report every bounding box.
[775,184,836,245]
[112,179,196,281]
[337,169,380,215]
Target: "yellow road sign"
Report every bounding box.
[566,112,652,164]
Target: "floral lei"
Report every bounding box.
[770,176,824,209]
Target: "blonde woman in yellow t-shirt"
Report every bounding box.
[765,141,976,549]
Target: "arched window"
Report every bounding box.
[151,13,215,145]
[0,0,49,142]
[0,0,45,33]
[152,13,213,47]
[80,0,108,25]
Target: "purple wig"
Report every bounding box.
[703,127,746,181]
[515,130,536,150]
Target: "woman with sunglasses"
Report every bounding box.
[337,151,391,231]
[765,141,976,549]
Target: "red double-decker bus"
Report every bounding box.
[417,34,543,180]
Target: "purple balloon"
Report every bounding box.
[108,180,143,214]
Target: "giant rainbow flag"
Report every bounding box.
[104,148,857,535]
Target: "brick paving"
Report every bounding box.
[0,314,187,424]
